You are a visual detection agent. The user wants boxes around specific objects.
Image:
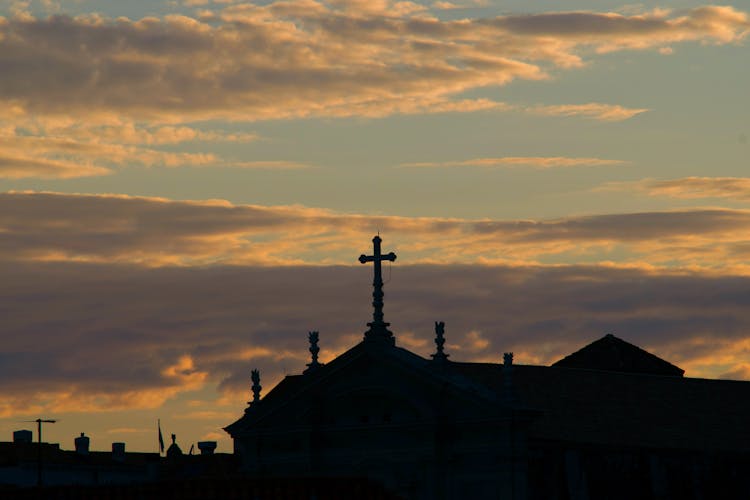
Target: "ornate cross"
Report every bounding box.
[359,235,397,343]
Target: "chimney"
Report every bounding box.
[13,430,33,443]
[197,441,217,455]
[503,352,517,404]
[74,432,90,455]
[112,442,126,462]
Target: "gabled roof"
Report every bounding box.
[451,362,750,452]
[551,333,684,376]
[224,329,750,453]
[225,338,508,435]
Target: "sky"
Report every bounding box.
[0,0,748,454]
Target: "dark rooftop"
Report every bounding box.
[452,361,750,452]
[551,333,685,376]
[228,334,750,453]
[0,442,159,467]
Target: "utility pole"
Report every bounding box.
[32,418,56,487]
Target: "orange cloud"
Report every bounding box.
[0,4,742,178]
[0,124,299,178]
[0,372,209,418]
[0,5,745,123]
[401,156,626,168]
[602,177,750,201]
[529,103,649,121]
[0,151,111,179]
[5,191,750,269]
[230,160,310,169]
[720,365,750,381]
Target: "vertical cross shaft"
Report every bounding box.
[359,235,397,343]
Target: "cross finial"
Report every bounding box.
[359,235,397,344]
[431,321,449,363]
[304,331,321,373]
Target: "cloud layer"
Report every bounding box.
[2,260,750,420]
[2,190,750,444]
[604,177,750,202]
[0,3,745,177]
[401,156,625,168]
[5,191,750,269]
[529,103,650,121]
[0,3,746,122]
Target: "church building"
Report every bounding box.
[225,237,750,500]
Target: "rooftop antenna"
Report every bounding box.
[22,418,57,486]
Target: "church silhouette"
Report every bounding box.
[225,236,750,499]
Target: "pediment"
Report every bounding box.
[552,334,684,376]
[226,340,503,436]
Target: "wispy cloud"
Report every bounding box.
[401,156,626,168]
[0,151,111,179]
[602,177,750,201]
[106,428,149,434]
[0,126,295,178]
[230,160,310,169]
[528,103,650,122]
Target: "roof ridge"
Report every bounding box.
[551,334,684,376]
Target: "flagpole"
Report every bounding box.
[158,419,165,456]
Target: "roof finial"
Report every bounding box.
[304,331,322,373]
[166,434,183,458]
[431,321,449,363]
[248,369,262,407]
[504,352,513,366]
[359,235,397,344]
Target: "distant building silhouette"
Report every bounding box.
[0,436,160,488]
[225,236,750,499]
[165,434,183,460]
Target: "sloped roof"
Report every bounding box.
[225,339,503,434]
[225,334,750,453]
[551,333,684,376]
[452,362,750,452]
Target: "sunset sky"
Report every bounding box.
[1,0,749,454]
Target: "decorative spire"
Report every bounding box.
[431,321,449,363]
[166,434,183,459]
[358,235,397,344]
[249,369,262,406]
[304,331,321,373]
